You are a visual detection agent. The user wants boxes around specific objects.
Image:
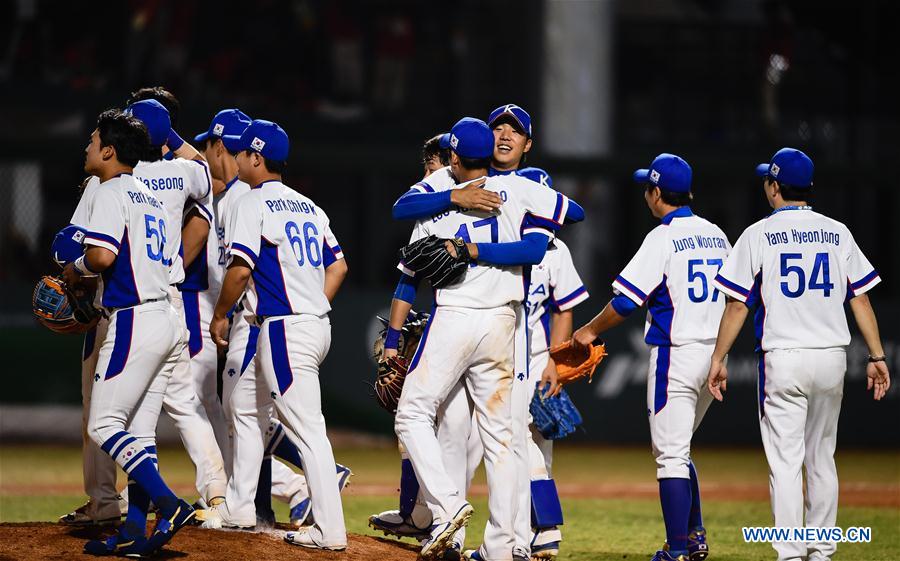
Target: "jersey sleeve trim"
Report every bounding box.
[552,192,568,224]
[412,181,434,193]
[523,214,562,232]
[553,285,588,311]
[85,231,121,254]
[713,273,750,302]
[193,202,213,223]
[191,159,213,200]
[230,242,258,266]
[397,260,415,277]
[612,275,648,305]
[848,270,881,296]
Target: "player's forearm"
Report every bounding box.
[849,294,886,357]
[549,310,573,345]
[180,212,210,268]
[711,298,749,361]
[474,233,549,266]
[392,190,452,220]
[215,264,251,319]
[83,246,116,273]
[167,129,205,161]
[388,298,415,331]
[323,259,348,302]
[584,300,628,337]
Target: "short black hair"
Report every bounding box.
[126,86,180,128]
[458,155,492,171]
[646,183,693,206]
[203,136,238,155]
[772,179,814,203]
[422,134,450,167]
[243,150,286,174]
[97,109,151,168]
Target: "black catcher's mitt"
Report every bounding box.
[398,235,470,288]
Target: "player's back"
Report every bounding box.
[737,208,874,350]
[86,175,171,309]
[133,158,212,284]
[230,181,339,318]
[414,174,566,309]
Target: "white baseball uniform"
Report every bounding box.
[714,206,880,561]
[612,207,730,480]
[132,158,227,502]
[215,177,310,524]
[69,177,121,521]
[226,179,347,547]
[395,173,570,560]
[81,173,185,497]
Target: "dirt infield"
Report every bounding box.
[0,523,418,561]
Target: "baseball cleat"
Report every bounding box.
[687,527,709,560]
[83,528,148,558]
[462,548,484,561]
[284,528,347,550]
[419,502,474,560]
[531,540,560,559]
[336,463,353,490]
[194,504,223,529]
[651,549,689,561]
[140,499,196,555]
[290,499,312,527]
[59,500,121,526]
[368,509,431,540]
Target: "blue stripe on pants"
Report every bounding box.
[105,308,134,380]
[269,319,293,394]
[182,290,203,357]
[654,345,671,414]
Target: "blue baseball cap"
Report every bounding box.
[50,225,86,267]
[447,118,494,160]
[517,167,553,188]
[755,147,814,188]
[124,99,171,146]
[225,119,290,162]
[488,103,532,137]
[633,153,692,193]
[194,109,252,152]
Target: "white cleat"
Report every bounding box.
[284,528,346,551]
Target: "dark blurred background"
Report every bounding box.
[1,0,897,445]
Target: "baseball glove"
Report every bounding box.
[372,310,431,414]
[32,275,100,334]
[550,340,608,385]
[530,387,583,440]
[398,235,470,288]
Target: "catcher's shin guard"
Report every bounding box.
[531,479,564,528]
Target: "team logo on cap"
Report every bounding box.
[213,123,225,136]
[650,169,660,184]
[251,137,266,151]
[449,134,459,149]
[770,163,780,177]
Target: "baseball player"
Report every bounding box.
[195,110,342,529]
[124,99,229,508]
[572,154,729,561]
[422,133,451,176]
[707,148,890,561]
[61,109,195,556]
[394,117,574,561]
[209,119,350,550]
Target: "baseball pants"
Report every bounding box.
[759,348,845,561]
[165,288,227,502]
[396,304,520,561]
[647,343,715,480]
[257,314,346,547]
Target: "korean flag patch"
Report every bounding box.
[213,123,225,136]
[770,163,780,177]
[650,169,661,184]
[449,134,459,149]
[251,137,266,151]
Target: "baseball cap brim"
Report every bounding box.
[755,163,770,177]
[194,131,211,143]
[438,133,451,149]
[221,134,243,153]
[633,169,651,183]
[489,112,528,135]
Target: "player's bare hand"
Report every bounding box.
[571,324,598,350]
[210,315,230,348]
[707,357,728,401]
[866,360,890,401]
[381,347,399,361]
[450,178,500,212]
[538,356,560,398]
[61,262,80,287]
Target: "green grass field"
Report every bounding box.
[1,444,897,560]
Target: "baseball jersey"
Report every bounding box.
[714,206,880,351]
[227,180,344,318]
[527,239,589,356]
[70,176,101,228]
[133,159,213,285]
[613,207,731,346]
[409,166,455,193]
[83,173,171,309]
[399,174,570,309]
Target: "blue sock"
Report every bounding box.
[254,457,274,518]
[271,431,304,471]
[398,459,420,518]
[659,478,691,555]
[120,478,149,539]
[129,459,177,517]
[687,461,704,531]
